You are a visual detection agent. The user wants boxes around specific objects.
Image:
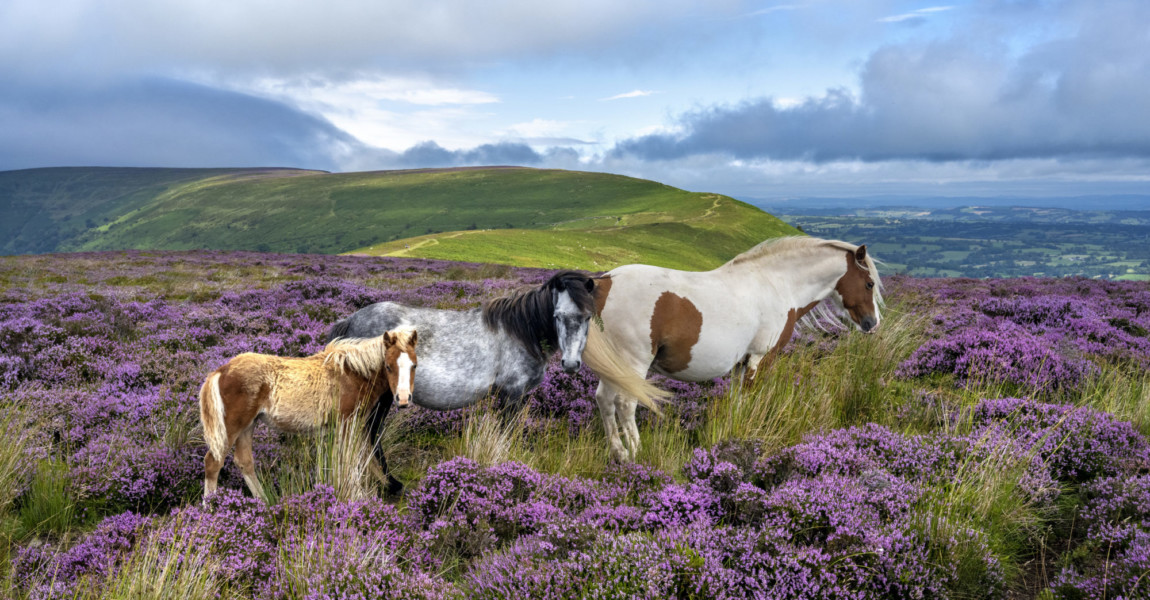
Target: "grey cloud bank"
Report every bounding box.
[614,4,1150,164]
[0,79,360,171]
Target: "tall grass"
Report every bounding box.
[90,531,233,600]
[19,460,80,537]
[258,405,376,504]
[1078,369,1150,436]
[446,406,527,467]
[699,307,928,452]
[0,409,30,592]
[913,437,1057,596]
[275,523,395,599]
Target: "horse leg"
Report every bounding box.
[595,381,629,462]
[203,448,226,504]
[203,426,238,505]
[733,353,765,387]
[617,396,641,458]
[365,392,403,496]
[233,425,267,501]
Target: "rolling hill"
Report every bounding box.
[0,166,798,270]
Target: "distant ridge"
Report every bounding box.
[0,166,798,270]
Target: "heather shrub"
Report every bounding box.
[14,511,151,600]
[464,527,700,600]
[1050,475,1150,599]
[681,523,954,600]
[897,321,1097,394]
[970,398,1148,482]
[267,487,453,600]
[149,490,279,591]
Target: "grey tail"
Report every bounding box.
[327,318,352,343]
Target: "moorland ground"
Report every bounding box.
[1,250,1148,599]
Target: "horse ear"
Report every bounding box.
[855,245,867,262]
[584,278,595,293]
[385,331,397,346]
[409,330,418,346]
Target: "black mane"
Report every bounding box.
[482,270,595,359]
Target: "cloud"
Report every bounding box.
[877,6,954,24]
[394,141,545,167]
[0,0,714,79]
[497,119,597,146]
[612,1,1150,164]
[0,78,362,171]
[601,90,659,101]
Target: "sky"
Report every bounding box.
[2,0,1149,200]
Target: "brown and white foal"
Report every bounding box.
[199,328,417,502]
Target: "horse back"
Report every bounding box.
[597,264,760,380]
[329,301,407,341]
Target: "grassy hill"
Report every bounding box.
[0,166,798,269]
[0,167,293,254]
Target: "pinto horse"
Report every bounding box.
[328,270,664,493]
[199,328,417,502]
[585,237,883,461]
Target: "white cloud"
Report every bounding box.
[877,5,954,24]
[744,4,806,18]
[503,119,573,138]
[601,89,659,101]
[231,76,501,150]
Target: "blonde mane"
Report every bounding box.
[322,327,416,379]
[726,236,884,330]
[319,324,414,377]
[323,336,388,379]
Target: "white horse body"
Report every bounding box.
[587,237,882,460]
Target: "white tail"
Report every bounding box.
[582,325,670,414]
[199,373,229,463]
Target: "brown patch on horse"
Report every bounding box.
[748,300,821,382]
[835,248,873,324]
[593,275,612,315]
[649,292,703,374]
[215,360,267,435]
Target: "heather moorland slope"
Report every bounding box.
[1,250,1147,598]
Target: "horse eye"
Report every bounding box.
[866,282,874,290]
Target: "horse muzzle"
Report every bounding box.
[860,315,878,333]
[561,358,582,373]
[395,391,412,409]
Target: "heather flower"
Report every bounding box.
[14,512,152,600]
[1050,475,1150,599]
[970,398,1147,482]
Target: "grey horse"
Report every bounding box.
[327,270,597,494]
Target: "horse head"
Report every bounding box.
[831,245,881,333]
[384,327,418,407]
[548,271,596,373]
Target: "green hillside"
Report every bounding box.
[0,167,305,254]
[0,166,798,269]
[351,196,791,271]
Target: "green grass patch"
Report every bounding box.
[19,460,82,537]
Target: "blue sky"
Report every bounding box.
[2,0,1148,200]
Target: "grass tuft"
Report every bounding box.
[19,460,80,537]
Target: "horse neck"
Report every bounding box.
[724,248,847,308]
[484,288,557,359]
